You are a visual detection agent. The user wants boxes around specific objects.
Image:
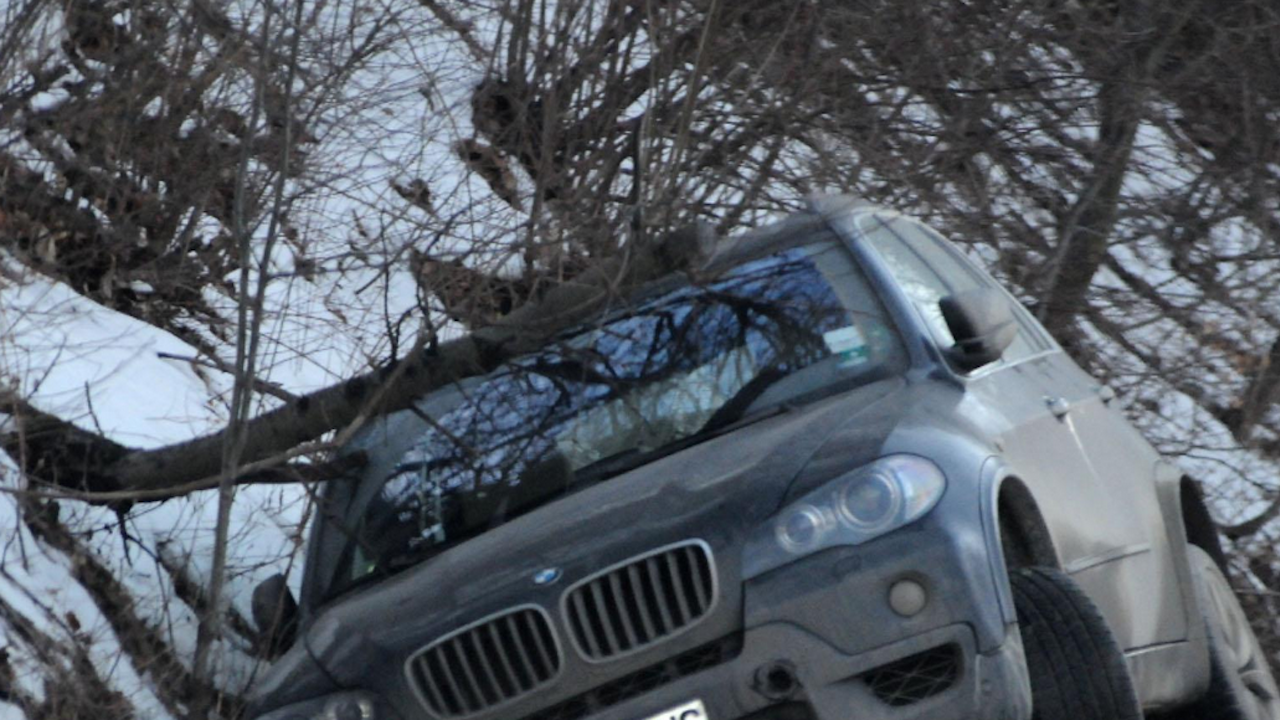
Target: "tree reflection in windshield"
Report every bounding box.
[335,243,904,590]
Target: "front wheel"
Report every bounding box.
[1170,546,1280,720]
[1010,566,1142,720]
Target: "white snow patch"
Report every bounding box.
[0,271,227,447]
[29,88,70,112]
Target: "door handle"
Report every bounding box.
[1096,384,1116,405]
[1046,396,1071,418]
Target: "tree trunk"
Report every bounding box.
[5,222,724,499]
[1035,75,1144,351]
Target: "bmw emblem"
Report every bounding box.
[532,567,563,586]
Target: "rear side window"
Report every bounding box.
[856,213,1049,364]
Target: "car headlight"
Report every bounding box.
[255,691,378,720]
[744,455,946,579]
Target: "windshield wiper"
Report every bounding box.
[573,448,643,482]
[331,541,434,598]
[702,358,894,437]
[697,365,789,435]
[575,402,789,485]
[572,367,795,485]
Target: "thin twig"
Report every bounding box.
[156,352,298,403]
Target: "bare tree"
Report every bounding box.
[4,0,1280,715]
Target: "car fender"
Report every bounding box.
[1126,460,1211,711]
[878,420,1015,652]
[977,456,1062,627]
[979,457,1017,627]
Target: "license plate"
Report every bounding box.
[641,699,708,720]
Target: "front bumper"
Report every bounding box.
[514,523,1031,720]
[580,621,1028,720]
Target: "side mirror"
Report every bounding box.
[939,288,1016,371]
[252,573,299,658]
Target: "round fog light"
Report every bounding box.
[888,579,928,617]
[325,694,375,720]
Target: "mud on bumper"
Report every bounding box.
[519,621,1027,720]
[514,526,1031,720]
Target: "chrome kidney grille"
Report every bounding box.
[563,541,717,661]
[407,606,561,718]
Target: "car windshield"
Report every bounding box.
[328,241,906,595]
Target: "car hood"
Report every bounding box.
[298,376,907,689]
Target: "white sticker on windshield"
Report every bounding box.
[823,325,870,368]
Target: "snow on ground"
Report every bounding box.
[0,3,504,713]
[0,451,169,716]
[0,263,316,710]
[0,268,228,448]
[3,0,1280,717]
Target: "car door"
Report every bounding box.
[853,212,1176,650]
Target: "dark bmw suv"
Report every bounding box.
[247,197,1278,720]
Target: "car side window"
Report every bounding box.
[856,213,1048,364]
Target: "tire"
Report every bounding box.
[1166,546,1280,720]
[1010,566,1142,720]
